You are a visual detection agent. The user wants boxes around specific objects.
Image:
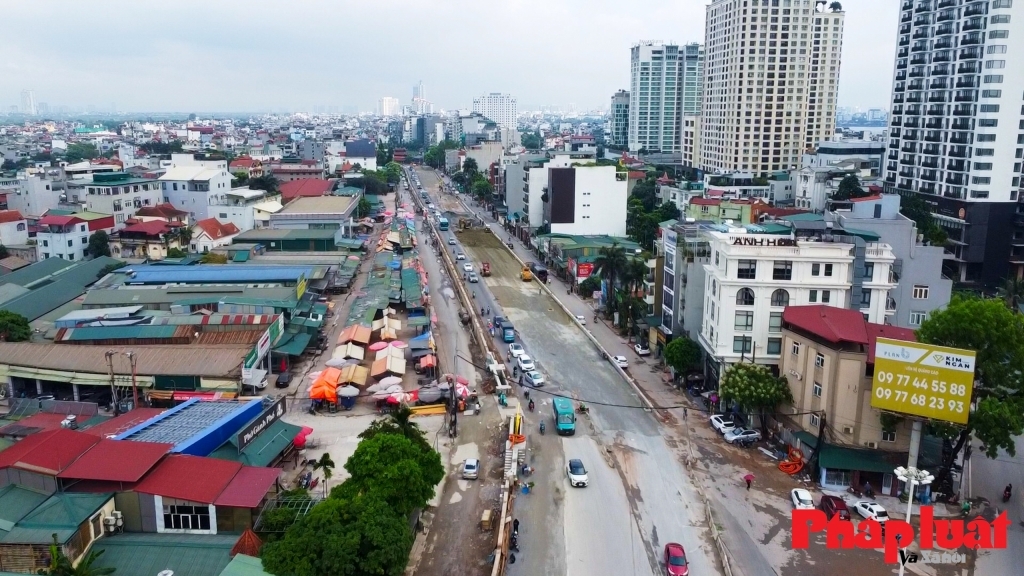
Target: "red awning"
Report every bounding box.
[172,391,236,401]
[419,355,436,369]
[214,466,280,508]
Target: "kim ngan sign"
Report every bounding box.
[870,337,976,425]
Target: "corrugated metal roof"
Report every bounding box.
[194,330,264,346]
[209,420,300,468]
[57,439,171,482]
[90,533,236,576]
[0,343,248,377]
[0,484,50,531]
[117,400,251,446]
[5,492,112,538]
[0,412,67,437]
[134,454,242,504]
[0,429,100,475]
[63,325,180,341]
[213,466,279,508]
[82,286,297,306]
[122,264,316,285]
[82,408,164,438]
[219,554,272,576]
[0,258,75,287]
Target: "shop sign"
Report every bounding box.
[237,397,288,452]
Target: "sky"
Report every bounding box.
[1,0,898,114]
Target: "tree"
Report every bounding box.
[471,178,493,201]
[593,242,629,309]
[656,200,681,222]
[260,493,413,576]
[461,157,479,175]
[1,159,18,170]
[900,193,947,246]
[997,276,1024,312]
[85,230,111,258]
[719,363,794,434]
[832,174,869,201]
[376,144,393,167]
[630,177,659,212]
[356,197,372,218]
[166,248,188,258]
[313,452,336,498]
[579,276,601,296]
[64,143,99,163]
[98,262,126,278]
[0,245,8,259]
[383,161,402,184]
[664,338,702,374]
[232,172,249,186]
[334,432,443,515]
[38,532,115,576]
[356,171,388,195]
[200,252,228,264]
[0,311,31,342]
[521,131,542,150]
[916,296,1024,493]
[248,174,280,194]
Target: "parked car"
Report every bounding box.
[634,343,651,356]
[709,415,737,435]
[517,355,536,372]
[508,343,525,358]
[566,458,589,487]
[790,488,815,510]
[522,371,545,387]
[468,273,479,283]
[854,501,889,523]
[456,253,466,260]
[663,542,689,576]
[274,371,293,389]
[463,263,474,272]
[448,237,456,245]
[724,428,762,444]
[575,314,586,325]
[820,495,851,520]
[612,355,629,369]
[462,458,479,480]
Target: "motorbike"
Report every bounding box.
[1003,486,1012,503]
[528,400,535,412]
[540,421,546,435]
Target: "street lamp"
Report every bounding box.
[894,466,934,576]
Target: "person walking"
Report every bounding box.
[744,473,754,490]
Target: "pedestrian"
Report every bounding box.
[746,477,751,490]
[513,518,520,534]
[683,408,688,420]
[744,473,754,490]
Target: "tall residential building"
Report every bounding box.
[682,43,706,115]
[20,90,36,115]
[883,0,1024,286]
[701,0,845,175]
[377,97,400,116]
[610,90,630,148]
[628,42,699,153]
[472,93,518,130]
[413,81,425,102]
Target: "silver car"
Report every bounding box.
[462,458,479,480]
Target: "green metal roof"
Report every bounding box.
[0,485,50,533]
[233,251,251,262]
[274,331,312,355]
[90,532,237,576]
[754,223,793,235]
[407,316,430,327]
[0,492,112,544]
[219,554,271,576]
[209,419,301,467]
[0,258,75,287]
[818,443,905,474]
[841,227,882,242]
[780,213,825,222]
[65,325,179,341]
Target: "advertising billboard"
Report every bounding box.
[243,315,285,382]
[236,396,288,452]
[870,337,976,424]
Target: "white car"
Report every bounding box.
[448,237,456,245]
[791,488,815,510]
[508,343,525,359]
[709,415,737,435]
[522,371,545,387]
[468,273,479,283]
[612,355,629,369]
[575,314,586,325]
[462,458,479,480]
[463,263,474,272]
[634,343,651,356]
[566,458,589,487]
[724,428,762,444]
[456,253,466,261]
[517,355,535,372]
[854,501,889,523]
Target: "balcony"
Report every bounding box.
[922,158,939,168]
[899,169,916,178]
[925,133,943,142]
[906,93,923,103]
[909,69,925,78]
[959,48,983,60]
[898,47,909,58]
[955,78,979,88]
[928,92,947,103]
[946,173,967,185]
[932,66,951,76]
[886,298,898,312]
[900,154,917,166]
[901,12,913,23]
[964,2,987,17]
[930,80,949,90]
[937,0,956,7]
[908,81,925,91]
[896,60,908,71]
[932,51,952,63]
[962,19,985,31]
[912,29,931,40]
[948,147,969,158]
[954,91,977,102]
[902,0,913,8]
[946,160,967,172]
[949,131,971,142]
[934,38,953,49]
[952,106,973,116]
[893,94,905,104]
[961,34,982,46]
[901,143,918,153]
[904,118,921,128]
[920,183,937,194]
[915,1,932,12]
[923,145,942,156]
[927,107,945,116]
[904,131,921,141]
[935,24,954,36]
[937,10,956,22]
[888,150,900,161]
[957,63,981,74]
[912,43,929,53]
[944,188,966,201]
[921,171,938,182]
[895,71,908,81]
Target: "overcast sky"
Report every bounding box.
[1,0,897,114]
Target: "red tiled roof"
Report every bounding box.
[121,220,180,236]
[57,439,171,482]
[214,466,280,508]
[280,178,333,202]
[84,408,165,438]
[135,202,188,218]
[866,323,916,364]
[0,412,68,436]
[229,157,258,169]
[627,170,645,179]
[690,197,721,206]
[38,214,82,227]
[0,210,25,224]
[784,305,917,364]
[0,429,100,475]
[194,218,240,240]
[706,189,725,198]
[135,454,243,504]
[848,194,883,203]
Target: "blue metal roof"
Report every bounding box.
[116,398,264,456]
[122,264,315,285]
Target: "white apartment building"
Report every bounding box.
[884,0,1024,286]
[35,211,115,261]
[82,173,163,229]
[159,164,234,222]
[472,93,518,130]
[701,0,845,175]
[698,226,896,383]
[629,42,704,153]
[0,211,28,246]
[610,90,630,148]
[543,163,628,237]
[682,115,703,168]
[377,97,400,116]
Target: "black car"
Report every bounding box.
[275,371,293,388]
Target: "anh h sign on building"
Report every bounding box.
[871,337,976,425]
[731,236,797,247]
[243,315,285,381]
[237,396,287,452]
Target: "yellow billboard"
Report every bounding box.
[871,337,976,424]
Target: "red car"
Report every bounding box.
[664,542,688,576]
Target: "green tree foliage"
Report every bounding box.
[383,161,403,184]
[166,248,188,258]
[261,493,413,576]
[313,453,336,498]
[137,141,184,155]
[376,145,393,167]
[423,140,458,169]
[461,157,479,175]
[579,276,601,296]
[248,174,280,194]
[39,532,115,575]
[917,296,1024,461]
[98,262,126,278]
[630,177,659,212]
[0,310,31,342]
[900,193,947,246]
[86,230,111,258]
[356,197,372,218]
[521,131,542,150]
[232,172,250,186]
[471,178,493,201]
[356,171,388,195]
[200,252,228,264]
[831,174,870,201]
[64,143,100,163]
[2,159,19,170]
[333,433,443,515]
[664,338,702,374]
[594,242,629,307]
[997,276,1024,312]
[32,151,53,162]
[719,363,794,434]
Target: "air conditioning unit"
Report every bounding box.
[842,426,854,435]
[788,369,802,381]
[864,441,878,449]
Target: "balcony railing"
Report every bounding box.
[900,155,917,166]
[922,158,939,168]
[946,160,967,172]
[937,0,956,7]
[963,19,985,31]
[923,145,941,155]
[932,51,952,62]
[946,174,966,185]
[954,92,977,102]
[964,3,987,17]
[949,131,971,142]
[906,94,922,103]
[957,63,981,74]
[934,38,953,49]
[952,106,973,116]
[955,78,979,88]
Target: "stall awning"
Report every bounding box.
[172,391,237,401]
[375,346,405,361]
[337,325,372,345]
[339,365,369,386]
[406,316,430,327]
[210,420,300,468]
[333,343,365,361]
[370,356,406,378]
[233,251,251,262]
[419,355,436,369]
[274,332,312,356]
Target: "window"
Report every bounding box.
[984,75,1004,83]
[815,353,825,368]
[863,262,874,279]
[974,162,994,170]
[80,224,86,232]
[735,311,754,331]
[982,89,1003,97]
[978,134,996,142]
[42,240,48,247]
[81,237,87,245]
[979,119,998,127]
[715,251,720,265]
[861,290,872,305]
[909,311,927,326]
[992,0,1013,8]
[733,336,753,353]
[769,312,783,333]
[912,285,929,299]
[736,288,755,305]
[813,382,822,397]
[738,259,757,279]
[163,498,212,531]
[987,46,1008,55]
[771,288,791,307]
[812,263,820,276]
[791,341,801,355]
[773,260,792,280]
[67,240,73,247]
[989,30,1009,38]
[976,148,995,156]
[985,60,1006,69]
[809,289,818,303]
[821,290,831,303]
[767,337,782,354]
[991,15,1011,23]
[810,413,820,428]
[824,263,833,277]
[972,177,992,184]
[882,431,896,443]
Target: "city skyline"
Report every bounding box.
[2,0,897,114]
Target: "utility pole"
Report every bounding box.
[125,351,139,410]
[104,351,120,416]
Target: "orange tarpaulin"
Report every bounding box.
[309,379,337,403]
[419,355,436,369]
[320,367,343,386]
[337,325,372,345]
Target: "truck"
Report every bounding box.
[552,397,576,435]
[481,262,491,277]
[493,316,516,343]
[521,266,532,282]
[529,262,548,283]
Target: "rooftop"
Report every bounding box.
[82,408,165,438]
[90,532,238,576]
[160,166,228,182]
[279,178,334,202]
[277,195,354,214]
[57,438,171,482]
[0,429,100,475]
[0,491,112,544]
[116,399,258,447]
[783,305,916,363]
[194,218,241,240]
[0,210,25,224]
[0,343,249,377]
[82,285,298,307]
[134,455,243,504]
[121,264,316,284]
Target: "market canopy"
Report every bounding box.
[337,324,372,345]
[419,355,436,369]
[273,332,312,356]
[333,343,365,361]
[339,364,369,387]
[378,327,398,341]
[375,346,405,361]
[370,355,406,379]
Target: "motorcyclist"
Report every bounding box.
[528,399,535,412]
[1004,484,1012,501]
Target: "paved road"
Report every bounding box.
[968,436,1023,575]
[416,168,719,576]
